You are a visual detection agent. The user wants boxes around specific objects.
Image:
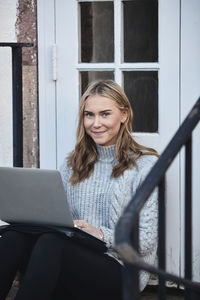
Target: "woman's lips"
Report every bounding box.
[92,131,106,136]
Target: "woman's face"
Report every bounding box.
[83,94,127,146]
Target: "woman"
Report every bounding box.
[0,80,158,300]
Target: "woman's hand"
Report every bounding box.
[74,220,103,240]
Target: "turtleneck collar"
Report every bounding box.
[96,144,116,163]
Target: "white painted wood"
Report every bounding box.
[114,0,122,85]
[0,0,18,167]
[0,48,13,167]
[157,0,180,276]
[77,63,160,70]
[55,0,79,168]
[37,0,57,169]
[118,63,160,70]
[52,44,57,81]
[0,0,18,225]
[77,63,115,70]
[180,0,200,281]
[78,0,113,2]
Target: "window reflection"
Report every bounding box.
[80,2,114,63]
[123,0,158,62]
[124,71,158,132]
[80,71,114,95]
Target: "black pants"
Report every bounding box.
[0,230,122,300]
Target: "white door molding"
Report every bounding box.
[37,0,57,169]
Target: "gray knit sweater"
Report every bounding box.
[60,144,158,291]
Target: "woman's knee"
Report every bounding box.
[34,232,64,252]
[0,231,34,267]
[2,230,24,240]
[1,231,27,251]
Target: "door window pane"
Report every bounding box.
[123,71,158,132]
[80,2,114,63]
[123,0,158,62]
[80,71,114,95]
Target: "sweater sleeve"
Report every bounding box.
[99,226,114,248]
[138,188,158,289]
[135,157,158,291]
[138,158,158,258]
[59,158,71,195]
[139,187,158,256]
[138,184,158,291]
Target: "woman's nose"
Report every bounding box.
[93,116,101,127]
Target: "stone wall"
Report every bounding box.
[16,0,39,167]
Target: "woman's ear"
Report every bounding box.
[121,110,128,124]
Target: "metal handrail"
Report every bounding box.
[115,97,200,299]
[0,42,33,167]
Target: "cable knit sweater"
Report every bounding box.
[59,144,158,291]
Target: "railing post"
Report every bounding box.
[123,264,139,300]
[184,136,192,300]
[158,176,166,300]
[122,217,139,300]
[131,217,139,300]
[12,46,23,167]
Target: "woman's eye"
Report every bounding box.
[84,112,93,117]
[102,112,109,117]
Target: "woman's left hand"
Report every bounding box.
[74,220,103,240]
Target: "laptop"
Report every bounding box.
[0,167,107,252]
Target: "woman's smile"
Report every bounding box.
[91,130,106,135]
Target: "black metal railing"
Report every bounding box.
[115,97,200,300]
[0,43,33,167]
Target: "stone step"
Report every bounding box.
[141,286,184,299]
[6,285,184,300]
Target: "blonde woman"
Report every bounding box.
[0,80,158,300]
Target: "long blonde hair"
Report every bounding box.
[68,80,159,185]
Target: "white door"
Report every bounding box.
[180,0,200,281]
[37,0,181,276]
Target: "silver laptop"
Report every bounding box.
[0,167,106,251]
[0,167,74,227]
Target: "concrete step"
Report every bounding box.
[141,286,184,299]
[6,285,184,300]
